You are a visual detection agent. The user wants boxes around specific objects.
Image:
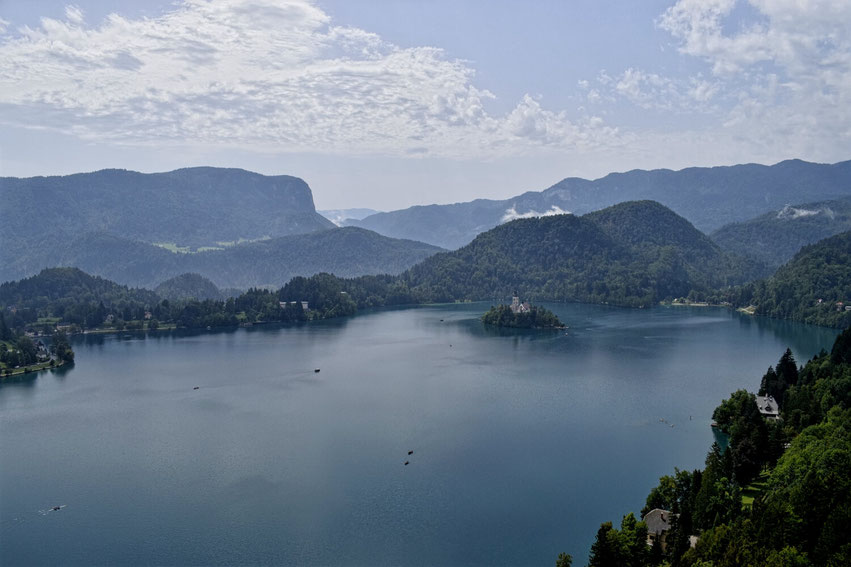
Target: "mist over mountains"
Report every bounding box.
[349,159,851,249]
[4,159,851,298]
[711,196,851,270]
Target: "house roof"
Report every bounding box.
[643,508,672,535]
[755,395,779,416]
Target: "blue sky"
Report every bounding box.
[1,0,849,210]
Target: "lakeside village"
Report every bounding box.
[0,297,314,379]
[0,323,75,378]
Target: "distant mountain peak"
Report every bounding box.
[352,159,851,250]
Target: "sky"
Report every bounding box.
[0,0,849,210]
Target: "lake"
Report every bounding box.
[0,303,839,566]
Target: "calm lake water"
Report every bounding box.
[0,303,839,566]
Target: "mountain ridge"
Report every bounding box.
[350,159,851,249]
[397,200,753,306]
[711,195,851,270]
[0,167,336,281]
[2,227,444,290]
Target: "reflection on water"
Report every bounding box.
[0,303,840,567]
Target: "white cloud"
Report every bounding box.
[0,0,618,159]
[64,5,85,25]
[589,0,851,160]
[776,205,833,220]
[501,205,570,224]
[595,67,719,113]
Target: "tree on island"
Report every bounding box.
[481,302,564,329]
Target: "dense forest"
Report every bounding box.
[154,273,228,301]
[711,197,851,272]
[401,201,757,307]
[0,268,408,336]
[578,333,851,566]
[723,231,851,328]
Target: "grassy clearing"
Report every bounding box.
[742,471,770,508]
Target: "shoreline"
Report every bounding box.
[1,358,71,379]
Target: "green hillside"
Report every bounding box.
[736,231,851,327]
[712,197,851,270]
[402,201,753,307]
[154,273,225,301]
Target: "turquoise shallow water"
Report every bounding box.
[0,303,838,566]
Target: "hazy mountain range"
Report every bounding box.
[5,160,851,295]
[349,159,851,249]
[3,200,754,310]
[3,227,442,290]
[6,199,849,329]
[318,208,381,226]
[0,168,436,287]
[1,167,333,247]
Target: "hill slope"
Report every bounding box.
[0,267,159,319]
[4,227,444,290]
[738,231,851,327]
[0,167,335,281]
[711,196,851,270]
[351,159,851,249]
[154,273,225,301]
[401,200,750,306]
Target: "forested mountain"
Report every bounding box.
[350,159,851,249]
[154,273,226,301]
[0,202,755,336]
[711,196,851,270]
[0,268,160,330]
[399,201,753,306]
[732,230,851,328]
[2,227,443,290]
[0,167,335,281]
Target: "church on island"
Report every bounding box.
[510,292,531,314]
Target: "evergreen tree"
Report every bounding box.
[588,522,624,567]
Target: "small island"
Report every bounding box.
[481,294,565,329]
